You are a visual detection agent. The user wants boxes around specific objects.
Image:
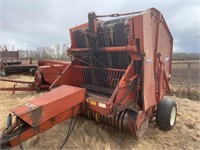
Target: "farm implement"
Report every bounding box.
[0,8,177,149]
[0,60,70,93]
[0,47,37,76]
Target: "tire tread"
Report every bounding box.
[156,97,177,130]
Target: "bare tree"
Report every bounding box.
[55,43,61,59]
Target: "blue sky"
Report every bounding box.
[0,0,199,53]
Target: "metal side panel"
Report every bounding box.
[12,85,86,127]
[141,10,157,111]
[38,65,67,85]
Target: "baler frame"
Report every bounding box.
[0,8,176,149]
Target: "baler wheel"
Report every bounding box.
[156,97,177,130]
[34,71,43,90]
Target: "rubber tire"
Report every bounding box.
[156,97,177,130]
[30,68,37,76]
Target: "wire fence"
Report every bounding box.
[170,61,200,89]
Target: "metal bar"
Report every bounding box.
[97,70,102,86]
[111,71,116,88]
[107,70,112,88]
[113,70,119,87]
[106,70,112,88]
[95,11,142,18]
[70,45,138,53]
[73,65,125,72]
[0,87,35,92]
[103,70,108,87]
[0,79,33,84]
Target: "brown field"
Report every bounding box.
[171,61,199,85]
[0,75,200,150]
[170,60,200,100]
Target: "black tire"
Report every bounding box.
[30,68,37,76]
[156,97,177,130]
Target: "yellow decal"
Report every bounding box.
[90,100,97,106]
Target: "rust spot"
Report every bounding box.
[30,107,42,127]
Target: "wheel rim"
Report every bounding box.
[170,106,176,126]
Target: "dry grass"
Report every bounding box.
[1,75,200,150]
[171,84,200,101]
[171,61,200,90]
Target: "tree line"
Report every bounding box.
[24,43,70,61]
[172,52,200,60]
